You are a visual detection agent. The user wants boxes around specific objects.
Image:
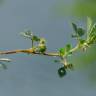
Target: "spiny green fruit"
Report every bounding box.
[58,67,66,77]
[38,44,46,53]
[39,38,46,44]
[38,38,46,53]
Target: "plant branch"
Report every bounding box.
[0,48,59,56]
[0,44,80,58]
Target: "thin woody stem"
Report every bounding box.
[0,44,80,57]
[70,44,79,53]
[0,49,59,56]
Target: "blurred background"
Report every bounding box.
[0,0,96,96]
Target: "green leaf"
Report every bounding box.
[87,35,96,45]
[71,34,78,38]
[20,31,40,42]
[88,24,96,38]
[77,28,85,37]
[65,44,71,52]
[72,23,78,33]
[87,24,96,45]
[59,48,65,56]
[20,30,33,39]
[32,36,40,41]
[87,17,92,33]
[58,67,66,77]
[54,60,60,63]
[59,44,72,57]
[65,44,72,55]
[79,39,86,45]
[72,23,85,37]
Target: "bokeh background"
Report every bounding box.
[0,0,96,96]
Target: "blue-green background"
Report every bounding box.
[0,0,96,96]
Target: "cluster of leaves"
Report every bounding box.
[72,23,85,38]
[20,30,47,53]
[20,17,96,77]
[0,17,95,77]
[57,17,96,77]
[71,17,96,47]
[86,17,96,45]
[59,44,72,58]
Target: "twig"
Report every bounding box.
[0,44,79,58]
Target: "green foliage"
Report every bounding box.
[37,38,46,53]
[20,30,40,41]
[66,44,71,52]
[72,23,85,37]
[1,17,96,78]
[77,28,85,37]
[72,23,77,33]
[21,31,47,54]
[79,39,85,45]
[32,35,40,41]
[20,30,33,39]
[14,17,96,77]
[88,24,96,38]
[59,48,65,57]
[54,60,60,63]
[59,44,72,58]
[86,17,96,45]
[87,17,92,33]
[38,45,46,53]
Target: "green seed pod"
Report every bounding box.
[38,38,46,53]
[40,38,46,44]
[58,67,66,77]
[38,45,46,53]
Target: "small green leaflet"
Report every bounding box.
[59,44,72,57]
[72,23,85,37]
[32,36,40,41]
[79,39,86,45]
[20,30,33,39]
[87,23,96,45]
[88,24,96,38]
[65,44,71,52]
[87,17,92,35]
[20,31,40,41]
[77,28,85,37]
[72,23,77,33]
[59,48,65,56]
[54,60,60,63]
